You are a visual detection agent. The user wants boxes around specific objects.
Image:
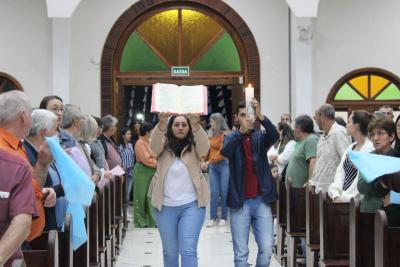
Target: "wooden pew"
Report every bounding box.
[286,180,306,267]
[306,184,320,267]
[98,186,107,267]
[114,176,124,254]
[319,192,349,267]
[275,177,287,265]
[89,192,100,267]
[106,179,115,267]
[122,174,129,237]
[23,230,59,267]
[374,209,400,267]
[349,198,374,267]
[58,214,73,267]
[73,206,90,267]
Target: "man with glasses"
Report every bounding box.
[221,99,279,267]
[378,105,395,120]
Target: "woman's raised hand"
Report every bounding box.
[158,112,171,131]
[188,113,201,131]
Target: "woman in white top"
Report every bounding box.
[148,112,210,267]
[268,122,296,176]
[328,110,375,202]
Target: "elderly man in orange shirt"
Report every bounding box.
[0,91,55,242]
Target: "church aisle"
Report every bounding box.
[115,223,282,267]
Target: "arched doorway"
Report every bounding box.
[327,67,400,119]
[0,72,23,93]
[101,0,260,127]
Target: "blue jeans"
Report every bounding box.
[230,196,274,267]
[154,201,205,267]
[209,160,229,220]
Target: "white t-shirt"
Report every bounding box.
[163,158,197,206]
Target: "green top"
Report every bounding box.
[286,134,319,188]
[357,173,383,213]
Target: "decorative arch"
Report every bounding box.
[327,68,400,112]
[0,72,23,93]
[100,0,260,116]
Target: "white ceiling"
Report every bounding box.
[285,0,320,17]
[46,0,82,18]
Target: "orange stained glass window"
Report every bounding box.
[349,75,368,98]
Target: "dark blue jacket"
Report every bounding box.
[221,117,279,209]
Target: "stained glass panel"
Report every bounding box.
[375,84,400,100]
[334,83,364,100]
[192,33,241,72]
[370,75,390,98]
[182,9,223,65]
[137,10,179,66]
[349,75,368,98]
[120,32,168,72]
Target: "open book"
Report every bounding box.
[151,83,208,114]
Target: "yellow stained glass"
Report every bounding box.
[182,9,223,65]
[349,76,368,98]
[371,75,390,98]
[137,10,179,66]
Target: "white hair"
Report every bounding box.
[29,109,57,137]
[80,115,98,143]
[0,91,32,126]
[61,104,82,129]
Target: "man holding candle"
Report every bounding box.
[221,98,279,267]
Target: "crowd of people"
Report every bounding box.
[2,89,400,267]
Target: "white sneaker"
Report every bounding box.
[218,219,227,226]
[206,220,216,227]
[127,211,133,218]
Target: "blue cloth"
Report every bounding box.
[209,160,229,220]
[48,163,67,228]
[46,136,95,250]
[221,117,279,209]
[348,151,400,183]
[230,196,274,267]
[154,201,205,267]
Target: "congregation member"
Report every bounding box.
[378,104,395,120]
[280,112,292,126]
[394,115,400,152]
[270,164,279,179]
[328,111,374,202]
[23,109,66,229]
[149,113,210,267]
[91,116,109,170]
[118,127,135,212]
[61,104,101,183]
[0,149,36,267]
[286,115,318,187]
[39,95,64,129]
[268,122,296,176]
[358,117,400,225]
[312,104,351,193]
[100,115,123,170]
[0,91,55,241]
[221,99,279,267]
[133,122,157,227]
[203,112,230,227]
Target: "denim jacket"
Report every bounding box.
[221,117,279,209]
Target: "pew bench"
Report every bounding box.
[306,184,320,267]
[23,230,59,267]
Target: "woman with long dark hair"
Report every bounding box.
[148,112,210,267]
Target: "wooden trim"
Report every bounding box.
[0,79,6,93]
[135,30,172,68]
[117,76,239,86]
[116,71,242,78]
[189,29,225,68]
[0,72,23,91]
[101,0,260,116]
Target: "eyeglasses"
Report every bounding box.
[49,107,64,114]
[369,130,388,138]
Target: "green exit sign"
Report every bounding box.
[171,66,190,76]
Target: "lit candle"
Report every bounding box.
[245,83,254,104]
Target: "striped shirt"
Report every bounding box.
[118,143,135,171]
[342,155,358,190]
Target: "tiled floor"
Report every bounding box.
[115,222,282,267]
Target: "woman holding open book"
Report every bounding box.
[148,112,210,267]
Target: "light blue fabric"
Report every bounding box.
[46,136,95,250]
[209,160,229,220]
[348,151,400,183]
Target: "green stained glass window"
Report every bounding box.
[375,84,400,100]
[334,83,363,100]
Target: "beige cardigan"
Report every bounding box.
[148,124,210,211]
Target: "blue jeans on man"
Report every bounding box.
[154,201,205,267]
[209,160,229,220]
[230,196,274,267]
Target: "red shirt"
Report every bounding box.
[242,135,260,199]
[0,149,36,267]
